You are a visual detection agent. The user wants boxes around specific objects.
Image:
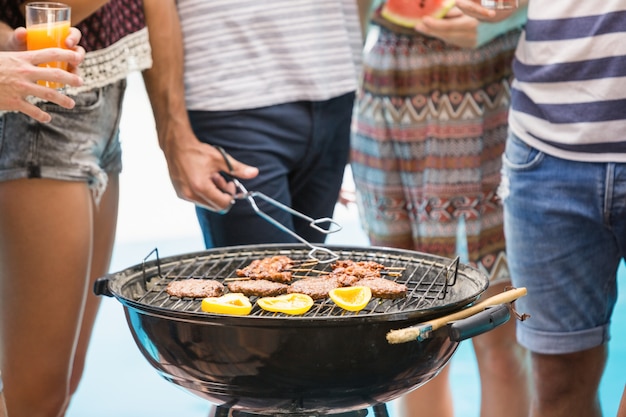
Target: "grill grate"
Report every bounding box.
[113,246,477,319]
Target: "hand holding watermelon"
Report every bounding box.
[412,7,480,48]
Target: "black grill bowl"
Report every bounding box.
[95,244,490,415]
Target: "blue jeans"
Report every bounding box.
[190,92,354,248]
[500,133,625,354]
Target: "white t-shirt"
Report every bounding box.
[177,0,363,111]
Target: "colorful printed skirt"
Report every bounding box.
[350,23,521,284]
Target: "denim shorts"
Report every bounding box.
[499,133,625,354]
[0,79,126,204]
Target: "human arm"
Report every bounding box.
[357,0,375,39]
[60,0,109,24]
[141,0,258,212]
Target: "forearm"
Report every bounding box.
[142,0,193,152]
[63,0,110,24]
[356,0,374,40]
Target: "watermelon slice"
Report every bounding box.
[381,0,456,27]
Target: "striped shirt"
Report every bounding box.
[177,0,363,111]
[508,1,626,162]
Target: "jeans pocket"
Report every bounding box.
[499,133,544,201]
[40,87,103,115]
[502,133,543,171]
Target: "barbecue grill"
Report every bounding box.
[95,243,521,416]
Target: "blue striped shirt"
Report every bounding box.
[176,0,363,111]
[509,1,626,162]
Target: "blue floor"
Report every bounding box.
[66,232,626,417]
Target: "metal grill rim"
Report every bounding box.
[109,246,486,319]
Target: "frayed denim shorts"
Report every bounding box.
[0,79,126,204]
[499,133,625,354]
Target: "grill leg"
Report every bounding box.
[372,404,389,417]
[211,405,230,417]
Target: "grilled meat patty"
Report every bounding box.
[236,255,294,283]
[166,279,225,298]
[331,260,384,279]
[227,279,289,297]
[330,273,361,287]
[356,277,407,299]
[288,276,341,300]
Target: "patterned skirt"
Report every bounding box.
[350,24,521,283]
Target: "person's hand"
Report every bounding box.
[162,132,259,213]
[454,0,518,22]
[414,7,480,48]
[0,26,86,122]
[62,27,85,75]
[10,26,85,66]
[0,48,84,122]
[337,188,356,207]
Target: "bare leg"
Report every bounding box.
[472,281,530,417]
[67,174,119,399]
[0,372,6,417]
[0,392,7,417]
[530,345,606,417]
[618,385,626,417]
[0,179,93,417]
[397,365,454,417]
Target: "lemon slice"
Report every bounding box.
[329,286,372,312]
[201,293,252,315]
[257,293,314,315]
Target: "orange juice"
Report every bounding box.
[26,20,71,87]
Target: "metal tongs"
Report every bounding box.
[215,146,342,263]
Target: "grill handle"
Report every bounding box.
[93,275,114,297]
[447,304,510,342]
[386,287,527,344]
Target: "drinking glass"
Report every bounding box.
[25,2,71,88]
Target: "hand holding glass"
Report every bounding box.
[25,2,71,89]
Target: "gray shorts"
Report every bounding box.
[0,79,126,204]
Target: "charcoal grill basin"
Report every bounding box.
[95,244,492,415]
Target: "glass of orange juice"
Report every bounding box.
[25,2,71,89]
